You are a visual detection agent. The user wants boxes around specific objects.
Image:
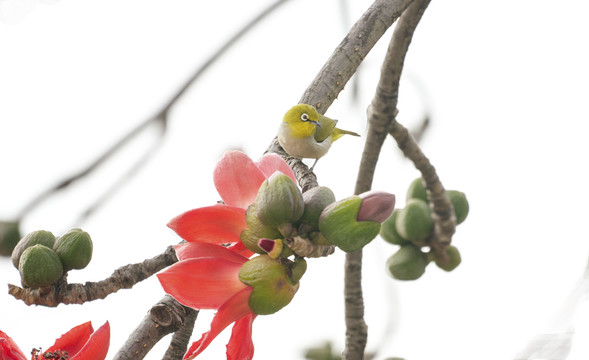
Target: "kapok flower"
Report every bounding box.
[167,150,296,256]
[0,321,110,360]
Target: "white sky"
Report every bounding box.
[1,0,589,359]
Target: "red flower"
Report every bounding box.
[0,321,110,360]
[167,150,296,256]
[158,242,256,360]
[159,151,296,359]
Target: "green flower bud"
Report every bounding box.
[241,204,283,254]
[239,255,304,315]
[406,177,428,202]
[395,199,433,243]
[386,243,428,281]
[53,228,93,271]
[19,244,63,288]
[435,245,461,271]
[318,195,380,253]
[255,172,304,227]
[0,221,21,257]
[446,190,469,225]
[380,209,408,245]
[11,230,55,269]
[297,186,336,231]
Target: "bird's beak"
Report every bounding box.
[311,120,321,127]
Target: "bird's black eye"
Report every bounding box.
[300,113,309,122]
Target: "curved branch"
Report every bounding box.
[375,0,455,260]
[113,295,198,360]
[7,245,178,307]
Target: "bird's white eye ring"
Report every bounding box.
[301,113,309,122]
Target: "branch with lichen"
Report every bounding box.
[8,245,178,307]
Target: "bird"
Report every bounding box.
[278,104,360,170]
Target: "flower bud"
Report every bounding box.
[395,199,433,243]
[406,177,428,202]
[19,244,63,288]
[386,243,428,281]
[318,195,381,253]
[434,245,461,271]
[380,209,408,245]
[0,221,21,257]
[241,204,283,254]
[446,190,469,225]
[357,191,396,223]
[238,255,304,315]
[255,172,304,227]
[53,228,93,271]
[257,238,283,259]
[11,230,55,269]
[297,186,336,231]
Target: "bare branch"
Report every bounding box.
[113,295,198,360]
[7,245,177,307]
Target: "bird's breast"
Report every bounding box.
[278,123,332,159]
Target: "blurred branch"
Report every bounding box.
[15,0,293,226]
[7,245,177,307]
[112,294,198,360]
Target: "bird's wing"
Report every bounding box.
[314,116,337,142]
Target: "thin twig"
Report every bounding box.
[7,245,178,307]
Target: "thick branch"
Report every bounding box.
[113,295,198,360]
[7,245,178,307]
[265,0,415,188]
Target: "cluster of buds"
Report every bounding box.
[11,228,93,288]
[380,177,469,280]
[242,171,396,258]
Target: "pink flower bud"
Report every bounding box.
[357,191,396,223]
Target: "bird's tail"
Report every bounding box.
[332,128,361,141]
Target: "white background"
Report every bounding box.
[1,0,589,359]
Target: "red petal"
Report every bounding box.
[0,330,27,360]
[226,241,255,258]
[256,153,297,184]
[70,321,110,360]
[158,258,247,309]
[168,205,246,245]
[44,321,93,356]
[213,151,266,209]
[184,287,253,360]
[174,242,248,263]
[226,313,256,360]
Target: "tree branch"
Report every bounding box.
[112,294,198,360]
[7,245,178,307]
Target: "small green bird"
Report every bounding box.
[278,104,360,169]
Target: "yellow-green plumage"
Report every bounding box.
[278,104,360,169]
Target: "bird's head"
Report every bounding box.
[282,104,322,138]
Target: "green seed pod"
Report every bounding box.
[435,245,462,271]
[53,228,93,271]
[239,255,303,315]
[297,186,336,231]
[241,204,283,254]
[406,177,428,202]
[255,173,304,227]
[318,196,381,253]
[11,230,55,269]
[0,221,21,257]
[386,243,428,281]
[19,244,63,288]
[395,199,433,243]
[446,190,469,225]
[380,209,408,245]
